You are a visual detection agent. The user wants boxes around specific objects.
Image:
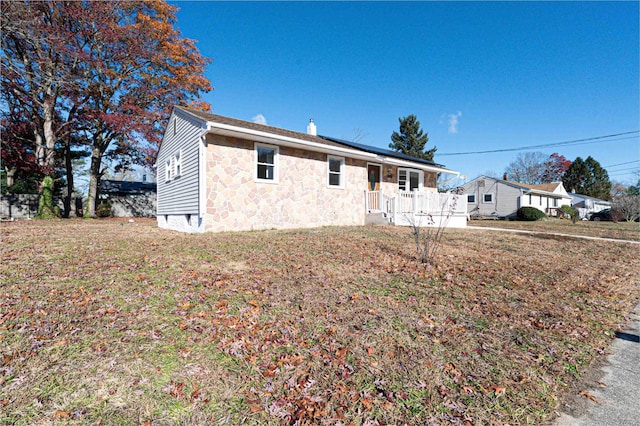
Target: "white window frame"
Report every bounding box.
[327,155,345,188]
[165,158,172,182]
[174,150,182,178]
[482,193,494,203]
[467,194,476,203]
[398,168,423,192]
[254,143,279,183]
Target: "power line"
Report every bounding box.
[604,160,640,168]
[438,131,640,156]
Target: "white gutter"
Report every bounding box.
[205,121,460,176]
[205,122,378,162]
[380,156,459,176]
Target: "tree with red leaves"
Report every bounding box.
[542,153,572,183]
[1,1,212,216]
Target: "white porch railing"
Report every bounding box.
[366,190,467,228]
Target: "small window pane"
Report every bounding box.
[257,148,274,165]
[483,194,493,202]
[409,171,419,191]
[467,194,475,203]
[329,159,341,173]
[257,164,274,180]
[329,173,341,186]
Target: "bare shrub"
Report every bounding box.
[407,188,462,265]
[612,195,640,222]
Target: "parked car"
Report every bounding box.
[589,209,612,221]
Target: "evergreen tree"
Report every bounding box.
[389,115,436,161]
[562,156,612,200]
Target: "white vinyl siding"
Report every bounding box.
[157,110,204,215]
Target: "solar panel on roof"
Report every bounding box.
[318,135,445,168]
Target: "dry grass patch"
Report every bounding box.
[1,218,639,425]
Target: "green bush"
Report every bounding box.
[517,206,546,221]
[560,205,579,223]
[96,202,112,217]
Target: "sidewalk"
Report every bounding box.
[554,303,640,425]
[466,225,640,245]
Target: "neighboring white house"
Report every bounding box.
[569,193,611,220]
[156,106,466,233]
[460,175,572,219]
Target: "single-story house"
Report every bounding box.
[99,179,157,217]
[460,175,572,219]
[569,193,611,220]
[156,106,467,233]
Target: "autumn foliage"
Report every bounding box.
[1,1,211,215]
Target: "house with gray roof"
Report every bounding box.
[156,106,466,233]
[569,192,611,220]
[460,175,572,219]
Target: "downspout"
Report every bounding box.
[199,132,208,227]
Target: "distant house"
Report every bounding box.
[155,106,466,233]
[99,179,157,217]
[460,175,572,219]
[569,193,611,220]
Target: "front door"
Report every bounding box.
[367,164,381,191]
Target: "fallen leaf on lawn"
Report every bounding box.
[579,390,599,403]
[487,385,506,396]
[360,397,372,409]
[53,410,70,418]
[461,385,475,395]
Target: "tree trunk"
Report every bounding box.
[42,98,56,169]
[87,146,104,218]
[62,138,74,217]
[6,167,16,187]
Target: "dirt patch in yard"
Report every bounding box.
[2,219,639,425]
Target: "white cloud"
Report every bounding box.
[447,111,462,134]
[252,114,267,125]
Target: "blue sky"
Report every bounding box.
[172,1,639,185]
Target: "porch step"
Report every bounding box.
[365,212,391,226]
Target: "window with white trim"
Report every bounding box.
[255,143,278,182]
[482,193,493,203]
[174,150,182,178]
[165,158,172,182]
[164,150,182,183]
[467,194,476,203]
[327,156,345,188]
[398,168,422,191]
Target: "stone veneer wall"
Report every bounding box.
[204,135,369,232]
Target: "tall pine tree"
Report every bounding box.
[562,156,612,200]
[389,115,436,161]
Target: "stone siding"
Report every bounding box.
[203,135,368,232]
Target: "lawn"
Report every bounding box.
[2,219,639,425]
